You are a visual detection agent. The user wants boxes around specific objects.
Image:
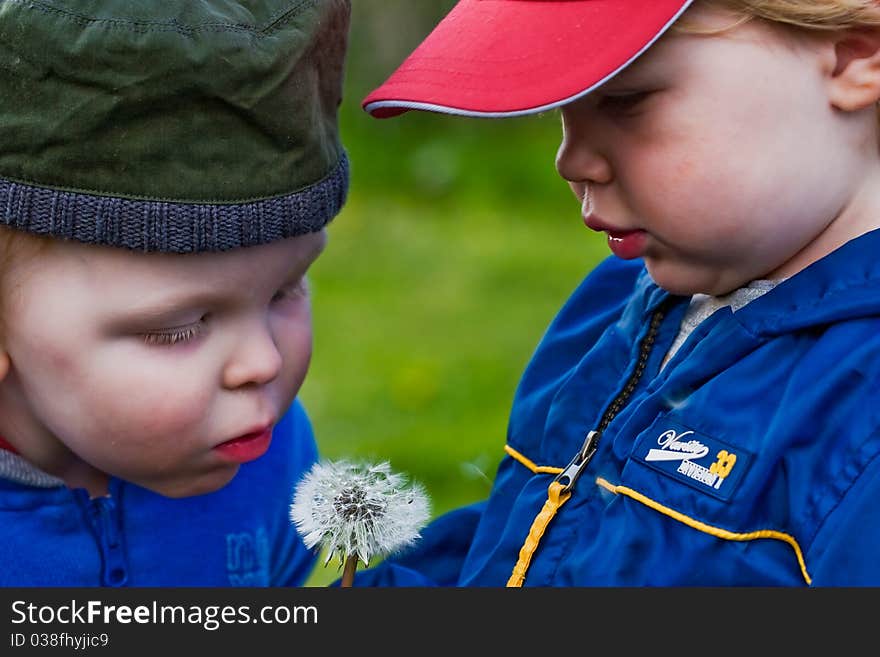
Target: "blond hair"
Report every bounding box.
[691,0,880,30]
[678,1,880,128]
[0,226,54,340]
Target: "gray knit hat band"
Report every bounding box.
[0,152,348,253]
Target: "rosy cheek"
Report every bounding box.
[287,323,313,361]
[276,325,313,394]
[10,328,76,375]
[84,362,211,439]
[41,344,76,373]
[673,155,696,180]
[129,389,210,436]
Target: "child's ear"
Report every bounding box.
[827,29,880,112]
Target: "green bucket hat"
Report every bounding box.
[0,0,350,253]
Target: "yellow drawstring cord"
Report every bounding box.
[504,445,565,587]
[506,480,571,587]
[596,477,812,585]
[502,444,812,586]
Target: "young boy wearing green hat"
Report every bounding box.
[353,0,880,586]
[0,0,350,586]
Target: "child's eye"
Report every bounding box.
[598,90,653,114]
[141,323,203,347]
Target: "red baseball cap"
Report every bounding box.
[363,0,696,118]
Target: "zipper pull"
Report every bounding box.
[508,429,603,587]
[91,496,129,587]
[553,430,601,493]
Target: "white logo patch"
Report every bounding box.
[644,429,709,462]
[634,420,744,498]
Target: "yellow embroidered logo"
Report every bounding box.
[709,450,737,482]
[649,434,739,491]
[635,419,750,500]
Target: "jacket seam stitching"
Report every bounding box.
[595,476,812,585]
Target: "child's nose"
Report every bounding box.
[222,322,283,389]
[554,116,613,186]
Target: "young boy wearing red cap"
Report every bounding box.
[355,0,880,586]
[0,0,350,586]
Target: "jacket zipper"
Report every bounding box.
[507,304,668,586]
[554,305,666,493]
[85,493,129,587]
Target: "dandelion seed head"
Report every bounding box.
[289,459,431,567]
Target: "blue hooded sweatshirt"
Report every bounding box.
[354,228,880,587]
[0,398,317,586]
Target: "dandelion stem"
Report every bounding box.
[341,554,359,587]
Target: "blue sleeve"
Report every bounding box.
[342,501,487,587]
[807,453,880,586]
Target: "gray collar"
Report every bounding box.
[0,450,64,488]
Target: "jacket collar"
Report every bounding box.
[738,227,880,335]
[637,227,880,334]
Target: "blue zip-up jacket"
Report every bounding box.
[354,229,880,587]
[0,398,318,586]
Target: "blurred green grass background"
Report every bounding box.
[299,1,609,585]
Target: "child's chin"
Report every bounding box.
[149,467,239,499]
[646,261,729,297]
[644,268,694,296]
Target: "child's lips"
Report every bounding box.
[214,427,273,463]
[606,229,648,259]
[584,214,648,259]
[584,213,622,233]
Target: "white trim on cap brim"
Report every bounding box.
[364,0,696,118]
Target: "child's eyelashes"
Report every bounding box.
[138,279,308,346]
[139,281,307,346]
[141,323,204,347]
